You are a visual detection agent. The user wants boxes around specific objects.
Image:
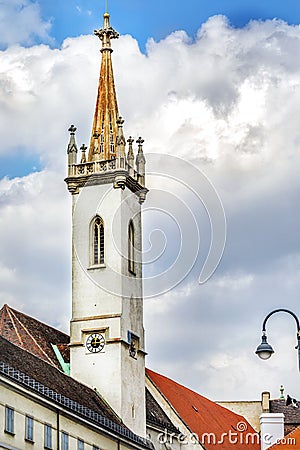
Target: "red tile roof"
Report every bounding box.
[268,425,300,449]
[0,304,69,369]
[146,368,260,450]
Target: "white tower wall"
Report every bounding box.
[70,182,146,436]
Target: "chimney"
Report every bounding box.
[262,391,270,413]
[260,413,284,450]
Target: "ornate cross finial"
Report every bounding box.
[127,136,134,146]
[117,116,124,127]
[136,137,144,148]
[93,131,100,139]
[68,125,77,135]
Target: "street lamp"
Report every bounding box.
[255,308,300,371]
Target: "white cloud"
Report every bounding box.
[1,15,300,400]
[0,171,71,331]
[0,0,52,47]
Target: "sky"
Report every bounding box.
[1,0,300,404]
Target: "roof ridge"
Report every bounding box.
[6,304,69,338]
[8,307,55,365]
[5,305,24,348]
[146,369,193,434]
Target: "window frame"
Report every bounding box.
[128,220,135,275]
[61,431,69,450]
[90,215,105,267]
[109,114,115,154]
[25,415,34,442]
[100,113,104,154]
[44,423,53,449]
[78,438,85,450]
[5,406,14,435]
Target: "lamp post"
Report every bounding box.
[255,308,300,371]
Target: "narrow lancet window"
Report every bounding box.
[128,220,135,274]
[93,217,104,265]
[100,114,104,153]
[109,115,115,153]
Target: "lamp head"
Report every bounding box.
[256,334,274,360]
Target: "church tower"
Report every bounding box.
[65,11,148,437]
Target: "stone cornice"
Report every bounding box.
[64,170,148,202]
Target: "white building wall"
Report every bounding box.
[0,378,138,450]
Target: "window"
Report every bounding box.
[61,432,69,450]
[25,415,34,442]
[44,424,52,449]
[5,406,14,434]
[109,116,115,153]
[100,114,104,153]
[128,330,139,358]
[100,132,104,153]
[78,439,84,450]
[93,216,104,265]
[128,220,135,274]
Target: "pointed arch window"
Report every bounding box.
[128,220,135,274]
[100,114,104,153]
[109,115,115,154]
[93,216,105,265]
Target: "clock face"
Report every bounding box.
[86,333,105,353]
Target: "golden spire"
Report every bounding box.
[88,12,120,162]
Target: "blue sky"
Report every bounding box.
[38,0,300,51]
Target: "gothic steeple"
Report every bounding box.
[88,12,120,162]
[65,8,148,437]
[65,11,148,204]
